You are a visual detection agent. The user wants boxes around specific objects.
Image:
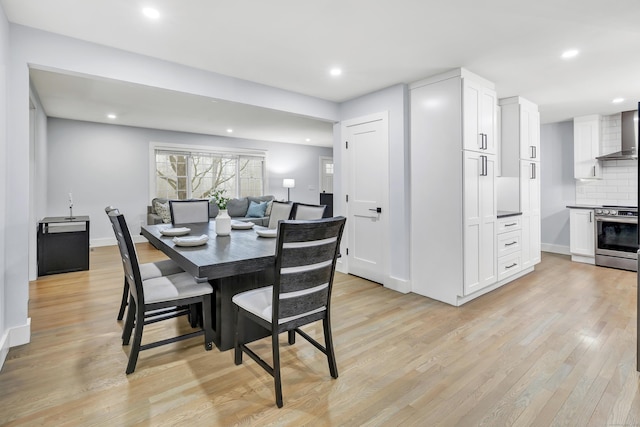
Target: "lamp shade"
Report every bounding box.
[282,178,295,188]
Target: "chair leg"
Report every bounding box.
[122,296,136,344]
[287,330,296,345]
[117,277,129,321]
[201,295,213,351]
[126,303,145,374]
[323,318,338,378]
[273,331,283,408]
[234,306,243,365]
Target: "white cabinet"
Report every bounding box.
[499,96,542,271]
[573,115,601,179]
[410,68,498,306]
[463,151,497,295]
[463,79,498,154]
[569,208,595,263]
[496,216,522,281]
[520,160,541,269]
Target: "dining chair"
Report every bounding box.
[266,201,293,229]
[104,206,184,321]
[233,216,346,407]
[289,202,326,220]
[107,210,214,374]
[169,199,210,225]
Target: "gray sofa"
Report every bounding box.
[147,195,275,227]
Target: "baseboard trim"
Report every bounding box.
[542,243,571,255]
[385,276,410,294]
[0,329,9,372]
[10,318,31,347]
[91,235,147,248]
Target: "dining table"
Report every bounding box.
[140,221,277,351]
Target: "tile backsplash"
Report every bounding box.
[575,113,638,207]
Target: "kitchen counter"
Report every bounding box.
[497,210,522,218]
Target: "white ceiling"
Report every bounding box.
[5,0,640,143]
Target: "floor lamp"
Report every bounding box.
[283,178,295,202]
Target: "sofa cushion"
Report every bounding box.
[247,200,268,218]
[154,201,172,224]
[208,201,219,218]
[227,197,249,217]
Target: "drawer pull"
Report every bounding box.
[505,241,518,246]
[505,222,517,227]
[505,263,518,269]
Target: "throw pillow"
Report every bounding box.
[155,202,172,224]
[265,200,273,216]
[247,201,268,218]
[227,197,249,217]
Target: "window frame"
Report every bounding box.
[149,142,267,201]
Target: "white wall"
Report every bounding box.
[47,118,332,246]
[337,84,410,292]
[540,121,575,253]
[0,3,9,368]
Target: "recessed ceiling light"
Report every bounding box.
[561,49,579,59]
[305,138,311,142]
[142,7,160,19]
[107,113,117,119]
[330,68,342,77]
[226,128,233,133]
[612,97,624,104]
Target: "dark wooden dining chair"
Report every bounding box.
[266,201,293,229]
[104,206,184,321]
[289,202,326,220]
[107,210,214,374]
[233,216,346,407]
[169,199,210,225]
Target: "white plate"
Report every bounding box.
[160,227,191,236]
[255,228,277,238]
[231,220,255,230]
[173,234,209,247]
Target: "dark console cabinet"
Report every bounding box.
[37,216,90,276]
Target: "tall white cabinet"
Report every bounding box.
[499,96,541,270]
[410,68,497,306]
[573,115,601,179]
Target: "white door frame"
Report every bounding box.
[340,111,390,286]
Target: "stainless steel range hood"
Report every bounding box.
[597,110,639,160]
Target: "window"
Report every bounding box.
[153,147,265,200]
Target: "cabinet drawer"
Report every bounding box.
[497,230,521,257]
[498,252,521,281]
[498,217,521,233]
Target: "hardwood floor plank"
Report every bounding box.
[1,248,639,425]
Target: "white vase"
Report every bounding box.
[215,209,231,236]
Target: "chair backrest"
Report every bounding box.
[272,217,346,326]
[290,203,326,220]
[107,211,144,306]
[267,201,293,229]
[169,200,210,225]
[104,205,118,214]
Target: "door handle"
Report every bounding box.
[369,207,382,213]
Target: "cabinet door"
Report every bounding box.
[464,151,497,295]
[569,209,595,256]
[574,115,601,179]
[463,80,497,154]
[520,160,541,269]
[520,107,540,161]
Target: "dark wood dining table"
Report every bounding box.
[141,221,277,351]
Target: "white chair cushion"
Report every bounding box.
[294,205,325,220]
[267,202,293,229]
[232,286,326,325]
[139,259,183,280]
[143,272,212,304]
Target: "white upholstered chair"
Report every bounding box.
[169,199,210,225]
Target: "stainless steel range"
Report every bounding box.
[595,206,639,271]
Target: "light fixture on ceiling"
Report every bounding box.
[561,49,579,59]
[107,113,117,119]
[142,7,160,19]
[330,68,342,77]
[226,128,233,133]
[612,97,625,104]
[305,138,311,142]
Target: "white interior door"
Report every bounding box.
[319,156,334,193]
[343,113,389,285]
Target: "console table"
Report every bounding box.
[37,216,90,276]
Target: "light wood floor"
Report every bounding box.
[1,245,639,426]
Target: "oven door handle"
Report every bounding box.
[595,216,638,224]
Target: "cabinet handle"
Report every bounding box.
[592,165,596,177]
[505,263,518,269]
[590,211,593,223]
[505,241,518,246]
[505,222,517,227]
[483,133,488,150]
[530,145,537,159]
[480,155,488,176]
[530,162,536,179]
